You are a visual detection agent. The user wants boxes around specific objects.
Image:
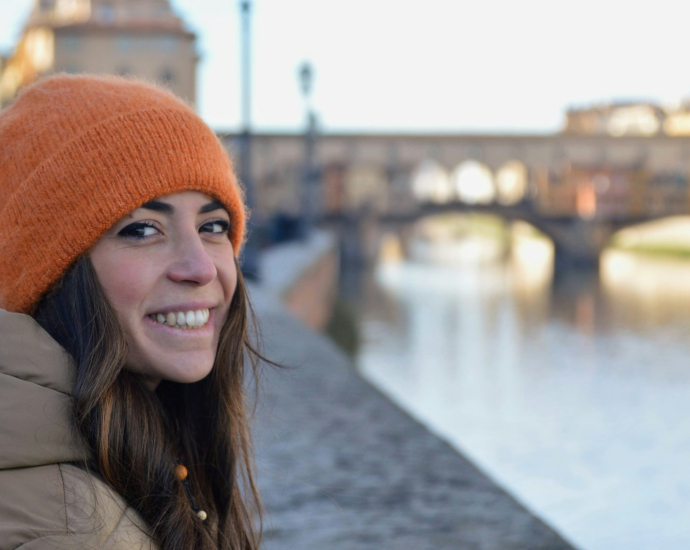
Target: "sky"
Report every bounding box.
[2,0,690,133]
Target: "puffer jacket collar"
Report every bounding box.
[0,308,85,469]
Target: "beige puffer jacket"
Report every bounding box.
[0,309,155,549]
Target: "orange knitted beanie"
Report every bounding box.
[0,74,246,314]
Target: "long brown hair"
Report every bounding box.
[33,255,263,549]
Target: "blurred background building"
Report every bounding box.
[0,0,197,108]
[564,101,690,137]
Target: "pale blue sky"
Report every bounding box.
[2,0,690,133]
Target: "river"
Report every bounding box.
[349,231,690,550]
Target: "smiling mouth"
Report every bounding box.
[148,309,210,330]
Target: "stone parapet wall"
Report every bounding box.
[259,230,338,331]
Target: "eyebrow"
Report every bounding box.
[139,199,226,215]
[140,200,173,213]
[198,200,225,214]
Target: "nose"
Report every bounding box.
[166,232,217,286]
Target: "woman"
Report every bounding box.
[0,75,262,549]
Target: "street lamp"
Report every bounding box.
[238,0,260,280]
[298,61,319,233]
[240,1,252,135]
[299,62,312,98]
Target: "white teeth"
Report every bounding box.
[185,311,195,326]
[151,308,211,329]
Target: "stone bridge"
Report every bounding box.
[222,132,690,264]
[377,202,659,266]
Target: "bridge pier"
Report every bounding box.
[326,205,646,279]
[540,219,614,271]
[552,244,599,273]
[329,208,384,269]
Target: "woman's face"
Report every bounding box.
[90,191,237,388]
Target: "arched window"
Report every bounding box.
[98,5,115,23]
[160,68,175,85]
[412,159,452,203]
[495,161,528,205]
[452,160,495,204]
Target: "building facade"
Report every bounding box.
[222,131,690,222]
[0,0,197,108]
[564,101,690,138]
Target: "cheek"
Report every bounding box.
[218,255,238,303]
[91,253,154,314]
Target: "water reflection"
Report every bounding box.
[355,236,690,550]
[602,248,690,329]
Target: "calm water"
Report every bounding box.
[351,236,690,550]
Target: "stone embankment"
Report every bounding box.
[258,230,338,331]
[251,232,575,550]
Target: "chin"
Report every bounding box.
[127,350,216,386]
[168,366,214,385]
[160,358,215,384]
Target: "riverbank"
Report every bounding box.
[259,230,338,331]
[250,236,575,549]
[609,215,690,258]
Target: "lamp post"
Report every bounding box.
[299,61,318,234]
[238,0,260,279]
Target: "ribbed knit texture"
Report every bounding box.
[0,74,246,313]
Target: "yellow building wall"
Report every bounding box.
[52,28,196,104]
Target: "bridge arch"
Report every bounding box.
[411,159,453,203]
[384,212,555,276]
[451,160,496,204]
[495,161,528,205]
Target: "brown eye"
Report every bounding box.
[117,221,159,239]
[200,220,229,234]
